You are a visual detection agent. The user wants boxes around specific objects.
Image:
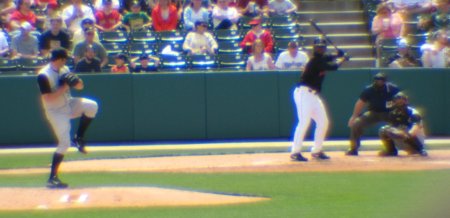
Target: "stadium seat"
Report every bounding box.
[188,54,217,70]
[102,42,128,55]
[157,30,185,43]
[269,15,297,29]
[129,42,157,57]
[157,41,184,53]
[0,59,18,74]
[214,29,243,41]
[130,30,157,43]
[217,41,243,54]
[271,27,301,41]
[217,53,246,70]
[159,54,187,71]
[17,58,48,74]
[99,31,128,43]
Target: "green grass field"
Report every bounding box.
[0,143,449,218]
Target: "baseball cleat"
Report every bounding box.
[73,135,87,154]
[345,149,359,156]
[47,177,68,189]
[312,152,330,160]
[290,153,308,162]
[378,150,398,157]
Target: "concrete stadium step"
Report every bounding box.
[300,0,362,11]
[296,10,366,23]
[302,33,373,46]
[299,21,369,34]
[303,45,375,57]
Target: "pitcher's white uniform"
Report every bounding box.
[38,65,98,154]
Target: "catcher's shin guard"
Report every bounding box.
[405,136,427,156]
[379,126,397,155]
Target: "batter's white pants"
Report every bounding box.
[291,86,329,154]
[45,98,98,154]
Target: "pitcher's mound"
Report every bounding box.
[0,187,268,211]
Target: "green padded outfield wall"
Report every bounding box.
[0,69,448,145]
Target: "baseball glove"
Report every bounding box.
[60,73,81,87]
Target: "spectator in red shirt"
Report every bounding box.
[9,0,37,31]
[35,0,58,11]
[95,0,123,32]
[152,0,179,32]
[111,53,130,73]
[240,17,273,54]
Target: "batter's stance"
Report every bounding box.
[290,37,348,161]
[37,48,98,188]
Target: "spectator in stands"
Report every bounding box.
[183,0,213,10]
[95,0,123,32]
[389,0,432,19]
[11,22,39,59]
[421,29,449,68]
[111,53,130,73]
[74,44,102,73]
[183,21,218,55]
[39,16,71,58]
[240,17,273,54]
[183,0,210,31]
[0,28,10,57]
[92,0,120,11]
[130,53,160,73]
[246,38,275,70]
[9,0,37,31]
[121,0,152,15]
[0,0,16,27]
[152,0,179,31]
[123,1,152,32]
[372,3,406,43]
[73,27,108,67]
[35,0,58,11]
[72,18,101,46]
[417,0,449,32]
[62,0,96,34]
[275,41,309,70]
[388,38,420,68]
[268,0,297,16]
[212,0,240,29]
[237,0,269,17]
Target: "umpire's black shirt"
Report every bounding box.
[300,54,340,93]
[360,83,400,112]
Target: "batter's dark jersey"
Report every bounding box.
[360,83,400,112]
[300,54,340,92]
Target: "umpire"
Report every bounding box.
[346,72,400,156]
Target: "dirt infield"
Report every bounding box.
[1,150,450,210]
[0,187,268,211]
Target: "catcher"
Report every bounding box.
[378,92,427,157]
[37,48,98,188]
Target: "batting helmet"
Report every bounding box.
[313,37,327,47]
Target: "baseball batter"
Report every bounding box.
[290,37,348,161]
[37,48,98,189]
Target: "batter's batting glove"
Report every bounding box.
[60,73,81,87]
[337,49,346,57]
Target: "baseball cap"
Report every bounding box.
[139,54,149,60]
[313,37,327,47]
[195,21,208,27]
[50,48,69,61]
[373,72,387,81]
[115,53,128,61]
[20,22,33,32]
[288,41,298,48]
[249,18,261,26]
[81,18,95,26]
[397,38,409,49]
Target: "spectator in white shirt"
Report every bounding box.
[183,21,218,55]
[268,0,297,16]
[246,39,275,71]
[62,0,96,34]
[275,41,309,70]
[212,0,240,29]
